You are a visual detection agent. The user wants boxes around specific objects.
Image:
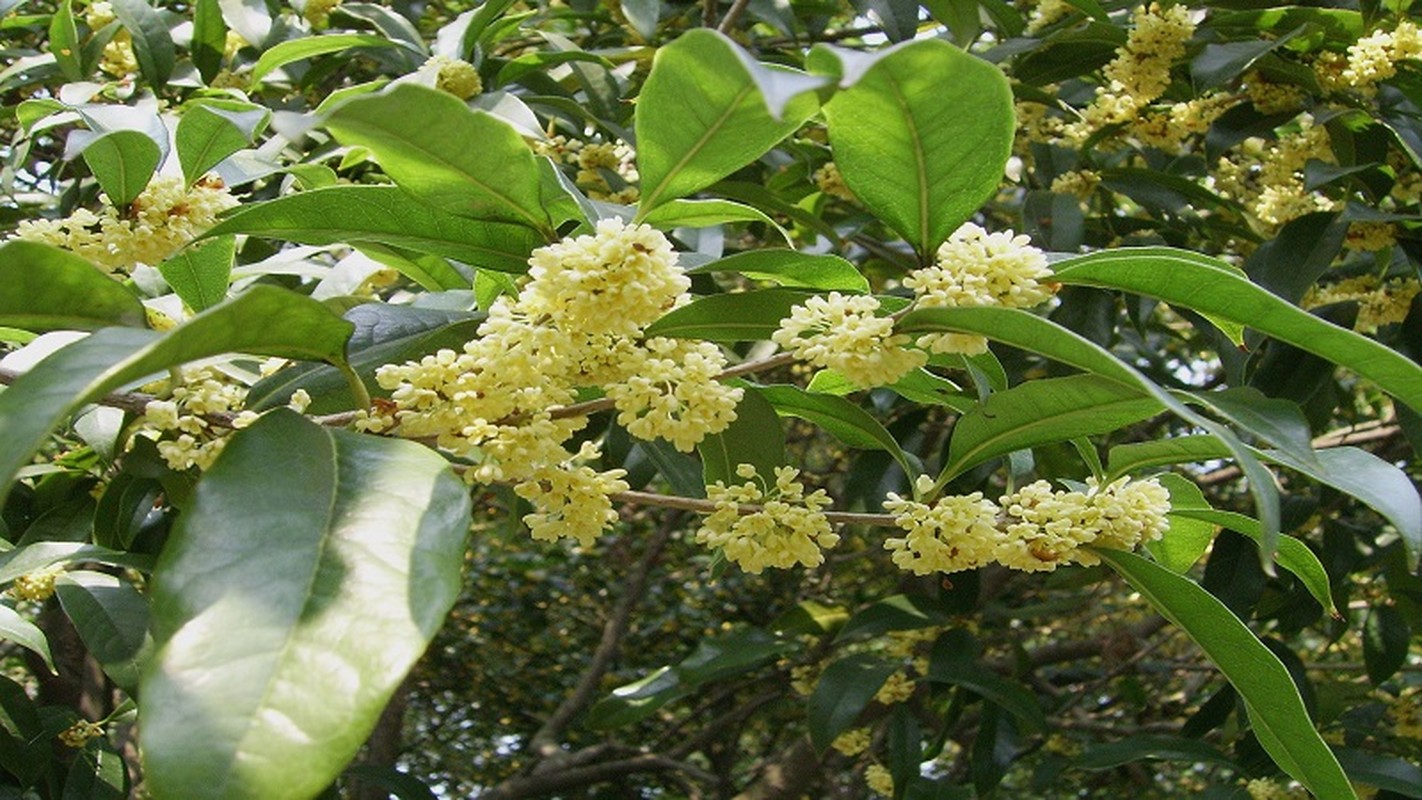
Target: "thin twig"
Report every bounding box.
[611,488,897,527]
[716,0,752,33]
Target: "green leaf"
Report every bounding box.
[807,653,898,751]
[641,198,789,243]
[1333,747,1422,798]
[697,387,785,487]
[0,286,354,499]
[586,666,684,729]
[139,410,471,800]
[249,34,397,85]
[1147,474,1215,573]
[49,0,82,81]
[1051,248,1422,417]
[1107,435,1231,478]
[1362,605,1410,685]
[342,766,438,800]
[677,627,795,685]
[1180,387,1318,469]
[0,241,146,331]
[897,307,1279,559]
[634,29,822,214]
[245,304,483,414]
[64,739,127,800]
[54,571,152,692]
[0,604,54,672]
[836,594,950,642]
[111,0,174,88]
[176,103,268,185]
[811,39,1014,256]
[928,629,1045,732]
[689,250,870,293]
[158,235,233,312]
[79,130,161,208]
[0,543,153,584]
[755,383,918,477]
[1094,549,1356,800]
[191,0,226,84]
[206,185,541,273]
[1190,38,1288,90]
[620,0,658,39]
[1166,508,1336,614]
[644,288,816,342]
[1075,735,1235,770]
[325,85,552,236]
[942,374,1164,481]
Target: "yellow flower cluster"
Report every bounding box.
[13,175,238,275]
[58,720,106,749]
[1393,688,1422,740]
[864,764,895,797]
[695,464,839,573]
[1342,20,1422,89]
[831,726,872,756]
[1209,120,1337,232]
[1244,778,1309,800]
[1244,72,1306,115]
[813,161,856,201]
[1103,3,1195,103]
[9,564,64,602]
[1303,275,1421,334]
[417,55,482,100]
[884,476,1170,574]
[773,293,926,388]
[1050,169,1100,201]
[303,0,342,29]
[533,136,640,204]
[905,222,1056,355]
[374,220,741,546]
[1343,222,1398,253]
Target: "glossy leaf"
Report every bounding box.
[1076,735,1234,770]
[0,286,354,498]
[79,130,161,208]
[1052,247,1422,417]
[191,0,226,83]
[1166,508,1336,614]
[54,571,151,692]
[898,306,1280,559]
[641,198,789,243]
[325,85,553,235]
[1362,605,1410,685]
[1333,748,1422,798]
[756,384,918,477]
[928,629,1045,732]
[836,594,949,642]
[111,0,174,88]
[1182,387,1318,468]
[942,374,1163,480]
[586,667,684,729]
[1146,474,1217,573]
[807,653,898,751]
[176,103,268,185]
[697,387,786,487]
[0,241,145,331]
[49,0,82,81]
[1095,549,1356,800]
[635,29,822,213]
[644,288,816,342]
[0,543,153,584]
[249,34,398,84]
[158,235,233,312]
[140,410,471,800]
[689,250,870,293]
[811,39,1014,256]
[0,604,54,672]
[1107,434,1231,478]
[206,185,541,273]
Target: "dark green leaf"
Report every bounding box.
[79,130,161,208]
[1076,735,1235,770]
[677,627,795,685]
[928,630,1045,732]
[159,235,233,312]
[140,410,471,800]
[49,0,82,81]
[1333,747,1422,798]
[689,250,870,293]
[206,185,542,273]
[586,666,684,729]
[54,571,151,692]
[635,29,822,213]
[943,374,1163,480]
[644,288,816,342]
[812,39,1013,256]
[111,0,174,88]
[1095,549,1356,800]
[807,653,898,751]
[1362,605,1410,685]
[325,85,553,236]
[0,241,145,331]
[836,594,950,642]
[1182,387,1318,469]
[0,286,354,498]
[756,384,916,475]
[0,543,153,584]
[1243,212,1347,304]
[63,739,126,800]
[697,387,785,487]
[191,0,226,83]
[1166,508,1336,614]
[1191,38,1287,89]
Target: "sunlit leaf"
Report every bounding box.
[0,241,146,331]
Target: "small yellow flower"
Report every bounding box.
[58,720,105,749]
[9,565,64,602]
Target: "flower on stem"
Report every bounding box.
[696,465,840,573]
[772,293,926,389]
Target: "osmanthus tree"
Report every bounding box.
[0,0,1420,798]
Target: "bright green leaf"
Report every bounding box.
[635,29,822,214]
[249,34,398,85]
[0,604,54,672]
[697,387,785,488]
[176,103,269,185]
[689,250,870,293]
[756,383,918,477]
[159,235,233,312]
[641,198,790,243]
[206,185,542,272]
[49,0,82,81]
[1166,508,1336,614]
[79,130,161,208]
[0,241,146,331]
[140,410,471,800]
[191,0,226,83]
[1095,549,1356,800]
[811,39,1014,256]
[645,287,815,342]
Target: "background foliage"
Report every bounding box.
[0,0,1420,798]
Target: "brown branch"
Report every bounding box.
[526,513,680,762]
[477,754,716,800]
[716,0,752,33]
[611,488,898,527]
